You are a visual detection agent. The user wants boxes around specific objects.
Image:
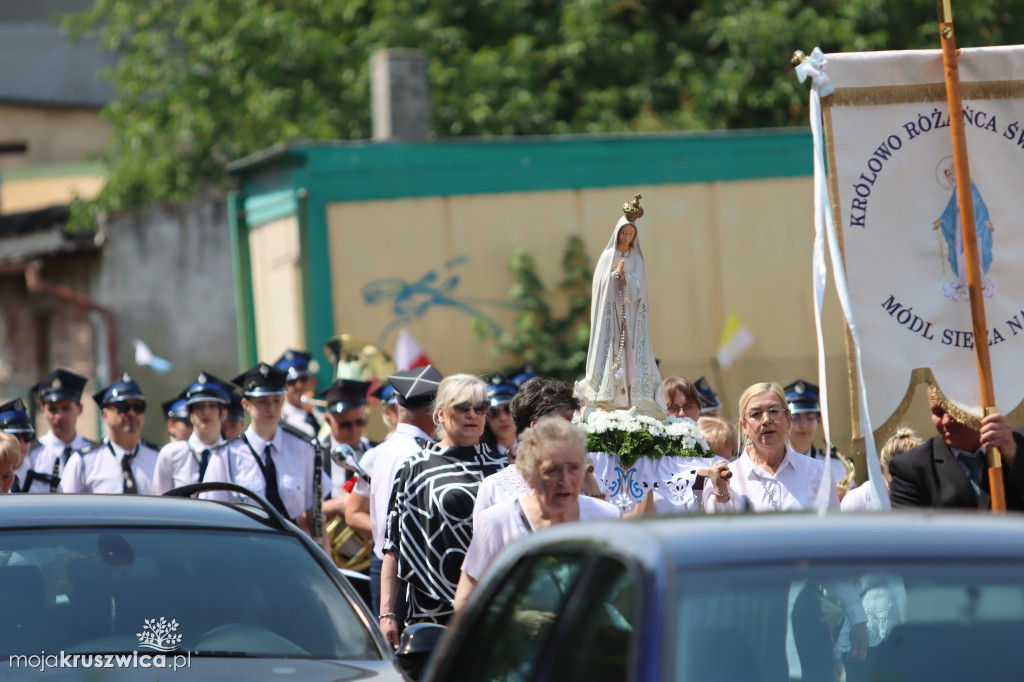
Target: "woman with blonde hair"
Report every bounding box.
[841,427,921,511]
[703,382,839,512]
[379,373,506,647]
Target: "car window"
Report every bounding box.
[674,561,1024,682]
[445,552,589,682]
[543,557,638,682]
[0,528,380,660]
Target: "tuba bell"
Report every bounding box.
[832,445,857,499]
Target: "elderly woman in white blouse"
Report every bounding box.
[453,417,619,612]
[704,382,839,512]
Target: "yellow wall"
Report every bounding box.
[324,180,856,435]
[248,215,306,360]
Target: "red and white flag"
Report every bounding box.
[394,328,432,370]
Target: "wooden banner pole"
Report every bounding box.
[937,0,1006,512]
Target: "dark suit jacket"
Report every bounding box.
[889,432,1024,510]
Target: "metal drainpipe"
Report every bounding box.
[23,259,117,384]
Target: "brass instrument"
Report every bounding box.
[314,334,397,571]
[832,445,857,498]
[327,442,377,572]
[326,515,374,573]
[300,334,398,409]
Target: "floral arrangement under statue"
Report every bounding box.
[575,195,716,513]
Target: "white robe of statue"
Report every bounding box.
[575,216,666,417]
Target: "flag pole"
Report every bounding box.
[937,0,1006,512]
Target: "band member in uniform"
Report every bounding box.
[202,362,329,532]
[784,379,848,490]
[152,372,232,495]
[346,365,442,619]
[374,383,400,435]
[274,349,323,438]
[60,372,159,494]
[25,369,94,493]
[222,392,246,440]
[481,373,517,455]
[161,392,193,444]
[319,379,375,520]
[0,398,37,493]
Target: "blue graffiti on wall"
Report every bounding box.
[361,255,521,343]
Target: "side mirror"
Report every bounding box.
[394,623,446,681]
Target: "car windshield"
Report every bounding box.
[675,561,1024,681]
[0,528,380,660]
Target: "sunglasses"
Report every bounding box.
[452,400,490,416]
[112,402,146,415]
[11,432,34,443]
[335,418,367,429]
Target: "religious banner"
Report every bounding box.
[822,45,1024,427]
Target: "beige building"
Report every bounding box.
[227,131,935,471]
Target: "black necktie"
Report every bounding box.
[262,444,287,516]
[198,449,211,481]
[50,454,63,493]
[122,448,139,494]
[11,476,20,493]
[62,446,72,465]
[305,413,320,435]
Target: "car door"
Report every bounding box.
[434,551,639,682]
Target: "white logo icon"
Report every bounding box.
[136,617,182,652]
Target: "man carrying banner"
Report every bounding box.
[889,385,1024,510]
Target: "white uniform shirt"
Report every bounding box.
[13,456,33,493]
[26,432,94,493]
[59,439,159,495]
[282,402,324,438]
[152,431,223,495]
[703,445,839,513]
[363,423,434,559]
[201,425,330,520]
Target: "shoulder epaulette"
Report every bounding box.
[140,439,162,452]
[279,422,316,445]
[76,441,103,456]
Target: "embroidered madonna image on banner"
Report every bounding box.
[822,46,1024,427]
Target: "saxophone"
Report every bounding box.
[831,445,857,498]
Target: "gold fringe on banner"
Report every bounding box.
[826,80,1024,107]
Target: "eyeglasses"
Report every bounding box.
[335,418,367,429]
[489,404,511,416]
[11,432,34,443]
[746,407,784,423]
[452,401,490,416]
[112,402,146,415]
[667,404,697,416]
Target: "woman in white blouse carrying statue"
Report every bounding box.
[575,194,666,418]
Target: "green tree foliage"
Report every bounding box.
[66,0,1024,222]
[475,235,591,382]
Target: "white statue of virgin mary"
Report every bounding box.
[575,195,667,418]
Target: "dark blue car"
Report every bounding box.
[424,512,1024,681]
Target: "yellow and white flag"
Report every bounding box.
[823,46,1024,425]
[716,313,754,370]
